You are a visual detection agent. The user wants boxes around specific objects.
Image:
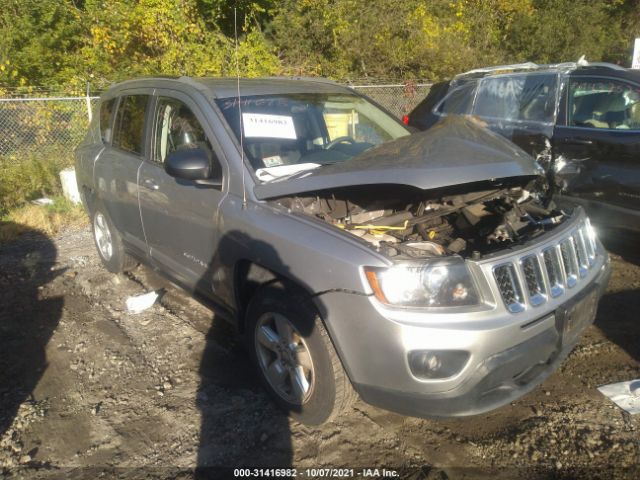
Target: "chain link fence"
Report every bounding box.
[0,83,431,163]
[351,83,432,117]
[0,96,97,159]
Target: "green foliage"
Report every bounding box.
[0,195,87,244]
[505,0,626,64]
[270,0,636,81]
[0,0,639,86]
[0,0,84,90]
[196,0,276,35]
[0,0,281,91]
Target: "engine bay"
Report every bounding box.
[273,178,568,260]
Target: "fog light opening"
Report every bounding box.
[408,350,469,380]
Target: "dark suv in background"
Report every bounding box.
[407,61,640,232]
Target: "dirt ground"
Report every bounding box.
[0,225,638,480]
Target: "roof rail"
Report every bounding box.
[455,59,628,80]
[455,62,540,78]
[576,62,627,71]
[264,75,342,86]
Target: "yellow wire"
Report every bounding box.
[336,220,410,236]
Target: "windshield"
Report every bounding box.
[215,93,409,180]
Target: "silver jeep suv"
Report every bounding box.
[75,77,611,425]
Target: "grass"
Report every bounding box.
[0,149,74,214]
[0,196,88,244]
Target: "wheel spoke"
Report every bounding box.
[274,314,293,345]
[265,359,287,389]
[292,344,313,371]
[257,325,280,352]
[291,365,310,400]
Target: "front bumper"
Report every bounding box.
[315,210,611,418]
[355,264,609,418]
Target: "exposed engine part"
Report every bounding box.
[447,238,467,254]
[395,242,446,258]
[349,229,399,247]
[274,179,567,259]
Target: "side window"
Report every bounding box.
[568,78,640,130]
[99,98,116,143]
[473,73,557,123]
[437,82,475,116]
[153,97,216,166]
[112,95,148,155]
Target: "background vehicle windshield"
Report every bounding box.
[216,93,409,176]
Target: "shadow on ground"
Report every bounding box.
[599,228,640,267]
[597,290,640,364]
[0,224,63,441]
[195,231,296,477]
[596,228,640,364]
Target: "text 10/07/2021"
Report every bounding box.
[233,468,399,478]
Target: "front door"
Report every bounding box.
[554,76,640,217]
[138,92,226,293]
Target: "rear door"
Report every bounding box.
[553,75,640,214]
[94,92,151,256]
[138,90,227,293]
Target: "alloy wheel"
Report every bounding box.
[93,212,113,261]
[254,312,315,405]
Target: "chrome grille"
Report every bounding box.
[492,218,599,313]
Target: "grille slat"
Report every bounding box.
[521,255,546,306]
[542,246,564,298]
[493,264,525,313]
[493,218,598,313]
[573,231,589,278]
[560,238,578,288]
[584,220,597,265]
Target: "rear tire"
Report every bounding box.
[246,282,356,425]
[91,204,137,274]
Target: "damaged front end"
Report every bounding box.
[274,177,566,262]
[271,175,576,309]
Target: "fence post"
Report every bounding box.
[85,82,93,123]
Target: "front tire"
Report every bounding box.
[91,205,137,273]
[246,283,356,425]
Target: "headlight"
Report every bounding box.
[364,259,480,308]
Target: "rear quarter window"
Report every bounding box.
[99,98,116,144]
[437,82,476,115]
[112,95,149,155]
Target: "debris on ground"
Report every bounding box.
[125,289,163,314]
[598,380,640,414]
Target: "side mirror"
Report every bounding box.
[165,148,211,181]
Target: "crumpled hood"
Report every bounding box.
[254,115,542,200]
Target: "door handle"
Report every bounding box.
[143,179,159,190]
[565,138,593,146]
